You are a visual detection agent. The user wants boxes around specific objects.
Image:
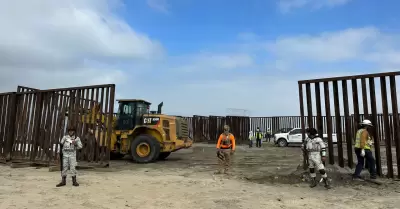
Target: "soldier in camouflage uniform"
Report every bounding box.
[302,127,331,189]
[56,126,83,187]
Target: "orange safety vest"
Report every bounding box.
[217,133,235,150]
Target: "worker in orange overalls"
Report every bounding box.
[215,125,236,174]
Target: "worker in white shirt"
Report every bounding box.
[248,130,254,148]
[266,128,272,142]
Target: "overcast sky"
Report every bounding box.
[0,0,399,117]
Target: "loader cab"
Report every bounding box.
[116,99,151,130]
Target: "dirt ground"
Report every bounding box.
[1,143,400,209]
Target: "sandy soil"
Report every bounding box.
[1,143,399,209]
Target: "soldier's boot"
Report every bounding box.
[56,176,67,187]
[72,176,79,187]
[323,178,331,189]
[309,177,317,188]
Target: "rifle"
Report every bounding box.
[302,139,309,170]
[59,144,63,172]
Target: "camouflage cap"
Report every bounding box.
[223,125,230,131]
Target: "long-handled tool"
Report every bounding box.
[217,151,225,161]
[59,144,63,173]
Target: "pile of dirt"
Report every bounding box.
[239,163,396,189]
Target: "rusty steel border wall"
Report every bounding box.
[0,92,16,163]
[298,71,400,179]
[0,84,115,166]
[2,77,399,179]
[181,115,398,145]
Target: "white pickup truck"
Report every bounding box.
[273,127,337,147]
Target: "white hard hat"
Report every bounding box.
[360,119,373,126]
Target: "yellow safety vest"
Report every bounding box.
[255,131,263,139]
[354,128,372,150]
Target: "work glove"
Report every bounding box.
[230,150,235,155]
[361,149,365,157]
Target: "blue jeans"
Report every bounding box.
[256,138,262,147]
[353,148,377,179]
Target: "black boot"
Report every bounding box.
[56,176,66,187]
[72,176,79,187]
[309,177,317,188]
[323,178,331,189]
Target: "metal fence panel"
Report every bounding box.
[298,71,400,178]
[6,84,115,166]
[0,92,16,161]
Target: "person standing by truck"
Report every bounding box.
[353,119,377,181]
[265,128,272,143]
[255,127,263,148]
[215,125,236,174]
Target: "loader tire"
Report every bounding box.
[131,134,160,163]
[157,152,171,160]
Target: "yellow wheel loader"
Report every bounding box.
[84,99,193,163]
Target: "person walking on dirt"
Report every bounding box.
[353,119,377,181]
[56,126,83,187]
[255,127,263,148]
[302,127,331,189]
[215,125,236,174]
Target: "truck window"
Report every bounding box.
[136,103,149,116]
[123,105,131,114]
[117,103,133,115]
[289,129,302,135]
